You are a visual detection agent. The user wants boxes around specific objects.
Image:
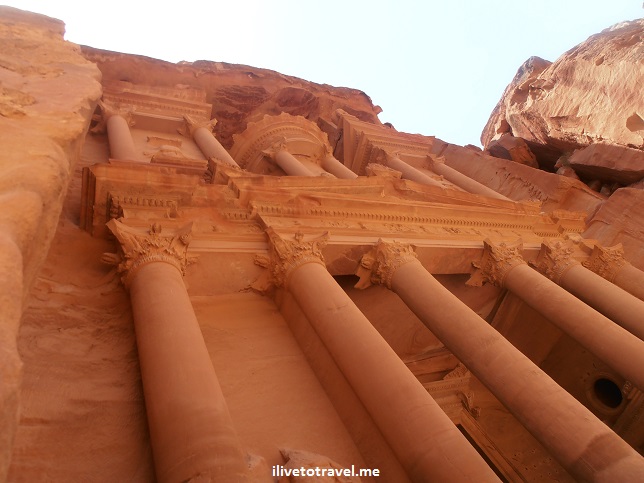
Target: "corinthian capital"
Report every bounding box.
[103,219,193,287]
[355,240,418,289]
[180,114,218,137]
[582,244,628,282]
[254,228,328,288]
[467,239,525,287]
[531,239,579,283]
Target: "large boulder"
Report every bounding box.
[482,20,644,168]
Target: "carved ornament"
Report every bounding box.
[179,114,218,137]
[355,240,418,289]
[531,239,579,283]
[102,219,193,287]
[467,239,525,287]
[582,244,628,282]
[254,228,328,288]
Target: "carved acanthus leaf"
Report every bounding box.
[582,244,628,282]
[254,228,328,288]
[103,219,193,287]
[467,239,525,288]
[531,239,579,283]
[180,114,218,137]
[355,240,418,289]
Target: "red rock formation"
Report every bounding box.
[482,20,644,168]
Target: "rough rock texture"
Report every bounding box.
[482,20,644,167]
[568,143,644,185]
[81,47,382,152]
[486,133,538,168]
[0,7,101,480]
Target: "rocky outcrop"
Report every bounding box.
[567,143,644,185]
[482,20,644,168]
[0,7,101,480]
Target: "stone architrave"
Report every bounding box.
[256,229,498,482]
[469,239,644,391]
[533,240,644,341]
[99,100,139,161]
[182,115,240,168]
[583,244,644,301]
[104,219,248,483]
[357,240,644,482]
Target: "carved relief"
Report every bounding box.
[108,193,179,220]
[355,240,418,289]
[467,239,525,287]
[531,239,580,283]
[102,219,193,287]
[254,228,328,288]
[582,244,628,282]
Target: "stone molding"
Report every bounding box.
[531,239,580,283]
[254,228,328,288]
[103,219,193,287]
[355,240,419,289]
[582,244,628,282]
[467,239,525,287]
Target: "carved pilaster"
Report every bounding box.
[531,239,580,283]
[355,240,418,289]
[103,219,193,287]
[582,244,628,282]
[254,228,328,288]
[179,114,218,138]
[467,239,525,287]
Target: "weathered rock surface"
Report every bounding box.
[486,133,538,168]
[81,47,383,152]
[0,7,101,480]
[568,143,644,185]
[482,20,644,167]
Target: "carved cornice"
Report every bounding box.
[103,219,193,287]
[467,239,525,287]
[531,239,580,283]
[582,244,628,282]
[355,240,418,289]
[254,229,328,288]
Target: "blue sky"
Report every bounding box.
[3,1,643,146]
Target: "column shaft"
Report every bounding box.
[288,262,498,482]
[505,264,644,390]
[389,260,644,482]
[559,264,644,341]
[274,149,315,176]
[384,154,443,187]
[431,162,510,200]
[193,126,239,168]
[613,264,644,301]
[129,262,247,483]
[106,114,138,161]
[321,154,358,179]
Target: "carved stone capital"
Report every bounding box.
[103,219,194,287]
[261,137,288,160]
[99,100,136,125]
[531,239,580,283]
[180,114,218,137]
[467,239,525,287]
[254,229,328,288]
[582,244,628,282]
[355,240,418,289]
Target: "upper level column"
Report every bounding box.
[583,243,644,301]
[100,101,138,161]
[356,241,644,482]
[183,115,240,168]
[321,147,358,179]
[257,229,497,482]
[532,240,644,341]
[264,141,316,176]
[383,152,444,187]
[469,239,644,391]
[104,220,248,483]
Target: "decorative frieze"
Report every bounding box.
[254,228,328,287]
[467,239,525,287]
[582,244,628,282]
[356,240,418,289]
[102,219,193,287]
[531,239,579,283]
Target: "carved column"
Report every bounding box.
[101,101,138,161]
[104,220,248,483]
[258,229,497,482]
[264,142,315,176]
[426,155,510,200]
[383,152,444,187]
[470,239,644,391]
[183,115,240,168]
[533,240,644,341]
[321,148,358,179]
[357,241,644,483]
[583,244,644,301]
